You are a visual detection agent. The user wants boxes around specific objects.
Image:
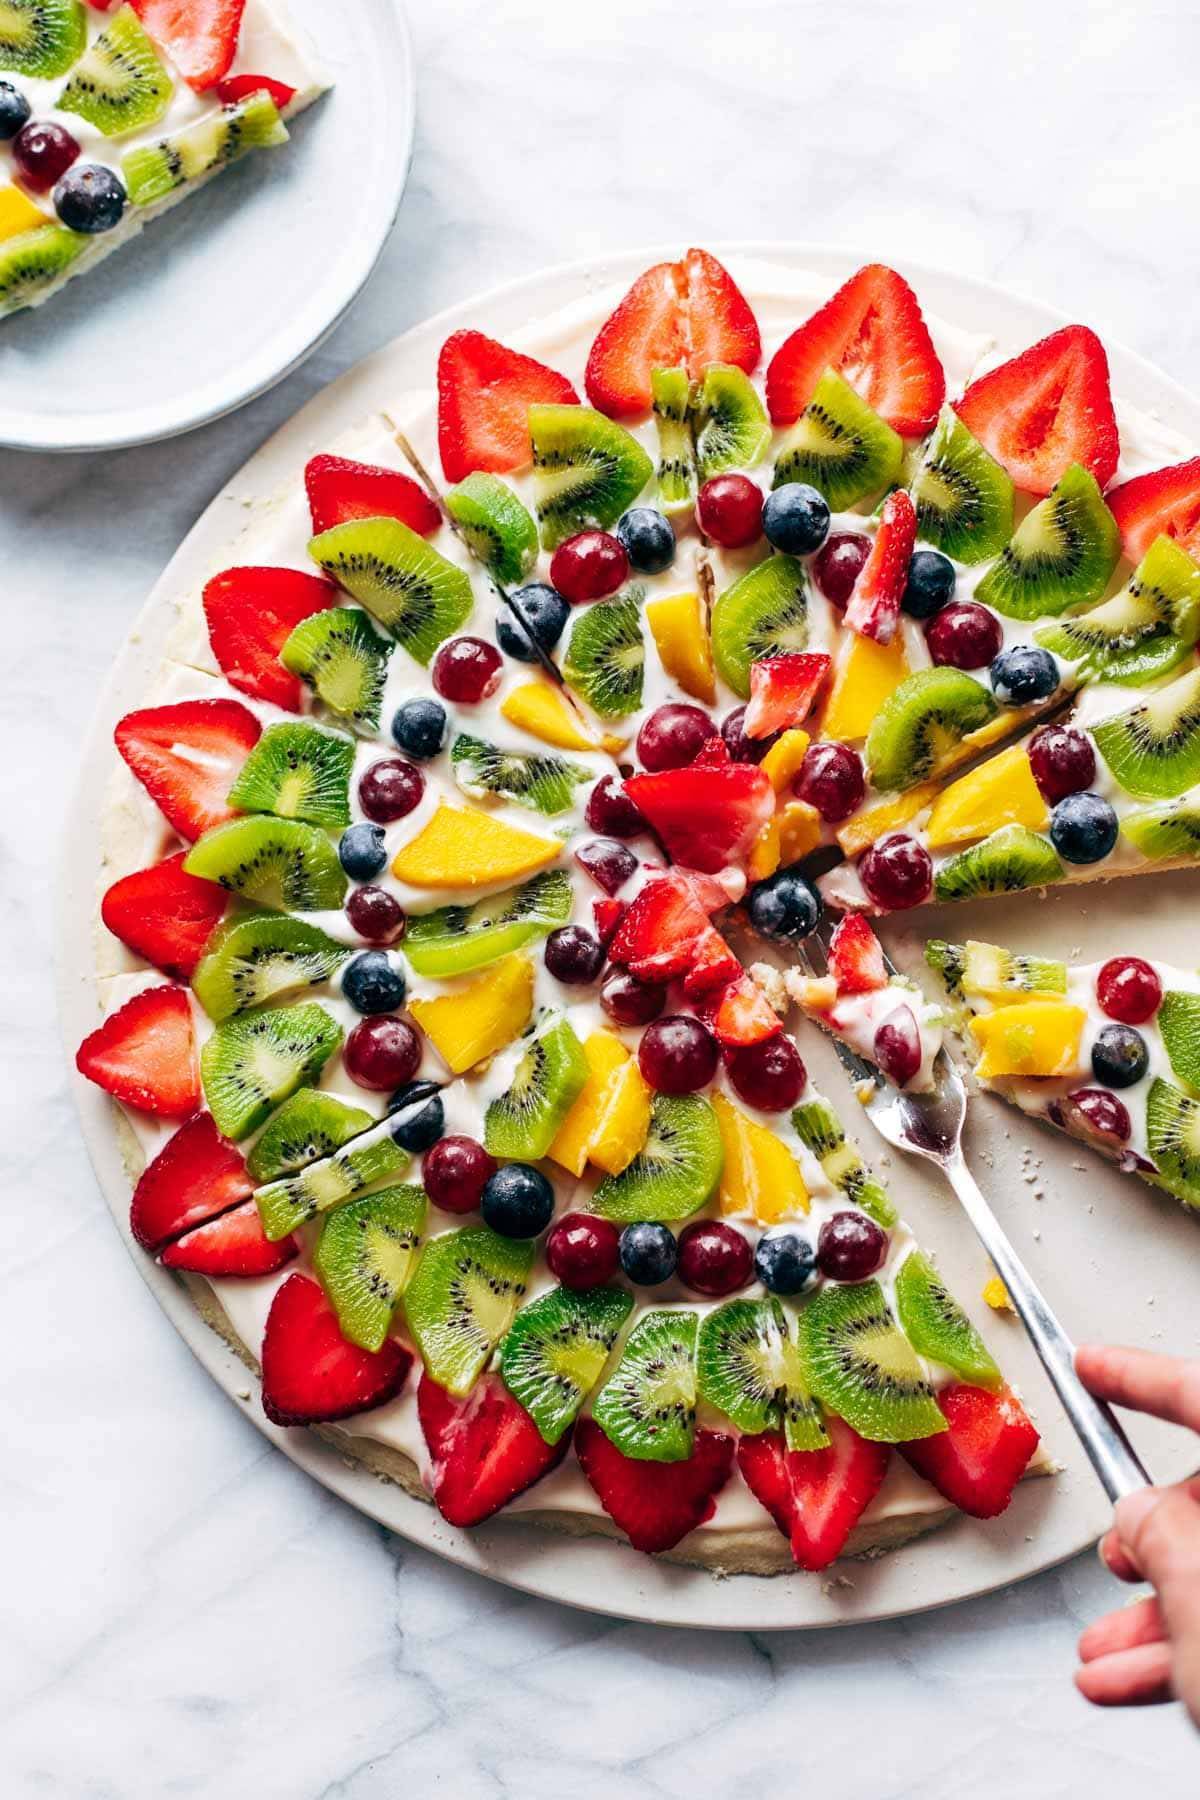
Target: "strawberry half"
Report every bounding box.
[900,1383,1039,1519]
[695,971,782,1048]
[215,73,296,108]
[115,697,260,841]
[745,651,831,739]
[956,325,1119,496]
[585,247,761,418]
[76,985,199,1117]
[418,1372,568,1526]
[680,929,742,999]
[1107,457,1200,564]
[304,454,441,538]
[608,869,722,983]
[765,263,945,436]
[575,1418,734,1552]
[162,1199,298,1275]
[203,565,335,712]
[844,490,917,644]
[623,763,774,875]
[101,851,227,979]
[130,0,245,90]
[261,1274,412,1426]
[737,1416,891,1570]
[437,330,579,484]
[130,1109,253,1251]
[827,912,888,996]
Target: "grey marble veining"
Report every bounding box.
[3,0,1199,1790]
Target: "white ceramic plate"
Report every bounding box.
[0,0,414,453]
[57,245,1200,1628]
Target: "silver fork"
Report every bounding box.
[802,925,1151,1504]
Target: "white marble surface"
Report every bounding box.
[4,0,1200,1790]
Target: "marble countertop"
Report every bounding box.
[4,0,1199,1790]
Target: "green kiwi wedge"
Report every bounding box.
[246,1088,373,1183]
[183,816,347,912]
[191,911,348,1021]
[651,366,697,511]
[1146,1077,1200,1210]
[924,938,1066,1001]
[592,1093,724,1223]
[444,472,538,585]
[404,870,573,979]
[122,91,287,204]
[280,607,391,733]
[0,0,84,77]
[308,517,473,663]
[697,1297,829,1451]
[789,1098,896,1226]
[255,1124,409,1241]
[1035,536,1200,687]
[772,368,903,510]
[894,1251,1002,1390]
[975,464,1120,620]
[1156,993,1200,1093]
[694,364,771,481]
[933,824,1063,904]
[58,4,172,136]
[908,408,1014,564]
[201,1001,343,1140]
[450,733,591,818]
[499,1285,633,1445]
[313,1184,427,1352]
[1092,665,1200,800]
[1121,798,1200,862]
[710,555,809,699]
[0,223,84,316]
[226,721,354,829]
[562,591,644,720]
[528,403,653,548]
[801,1279,946,1443]
[591,1309,698,1462]
[864,667,998,792]
[403,1225,533,1395]
[483,1013,588,1160]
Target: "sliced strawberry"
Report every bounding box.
[575,1418,734,1552]
[437,330,579,484]
[162,1199,298,1275]
[203,565,335,711]
[101,851,226,979]
[1107,457,1200,564]
[623,762,774,875]
[585,248,760,418]
[696,971,782,1048]
[130,1110,252,1251]
[900,1383,1038,1519]
[114,697,260,841]
[745,651,831,739]
[418,1372,568,1526]
[737,1416,891,1570]
[766,264,945,436]
[844,490,917,645]
[304,454,441,538]
[592,897,625,944]
[680,928,742,999]
[76,986,198,1118]
[608,869,718,983]
[215,73,296,108]
[956,325,1119,496]
[261,1274,411,1426]
[130,0,245,90]
[827,912,888,996]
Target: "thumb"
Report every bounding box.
[1114,1485,1200,1726]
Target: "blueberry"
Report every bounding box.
[495,582,570,662]
[391,696,447,760]
[618,1221,677,1286]
[754,1228,817,1296]
[901,549,956,619]
[1050,791,1119,865]
[990,645,1060,705]
[339,821,387,880]
[762,483,831,556]
[746,869,822,941]
[480,1163,555,1238]
[1091,1023,1149,1090]
[54,164,126,234]
[615,507,676,574]
[342,949,406,1015]
[387,1079,445,1151]
[0,81,31,141]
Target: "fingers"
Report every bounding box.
[1078,1593,1166,1663]
[1075,1343,1200,1432]
[1098,1526,1143,1583]
[1075,1640,1175,1708]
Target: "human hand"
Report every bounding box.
[1074,1343,1200,1727]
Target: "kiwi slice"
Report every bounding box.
[444,472,538,585]
[308,518,474,664]
[483,1013,588,1160]
[191,912,348,1022]
[404,870,572,979]
[0,223,84,316]
[1146,1077,1200,1210]
[184,816,347,913]
[925,938,1066,1001]
[450,732,591,818]
[246,1088,373,1183]
[772,368,903,510]
[710,555,809,699]
[894,1251,1002,1390]
[1035,537,1200,687]
[1155,993,1200,1092]
[57,4,172,137]
[592,1093,723,1223]
[1121,798,1200,862]
[528,403,654,549]
[651,366,697,511]
[1092,664,1200,800]
[0,0,84,77]
[697,1297,829,1451]
[790,1098,897,1226]
[694,364,771,481]
[313,1184,427,1352]
[499,1285,633,1445]
[908,407,1014,564]
[801,1279,946,1443]
[201,1001,343,1141]
[975,464,1120,621]
[280,607,390,733]
[255,1124,408,1241]
[562,591,644,720]
[122,92,287,204]
[226,721,354,830]
[403,1225,533,1395]
[865,667,998,792]
[591,1309,698,1462]
[933,824,1063,904]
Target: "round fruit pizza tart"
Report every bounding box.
[77,248,1200,1575]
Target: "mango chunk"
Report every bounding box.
[760,728,811,793]
[836,782,939,857]
[822,631,910,742]
[969,1001,1087,1080]
[409,954,534,1073]
[392,802,559,888]
[777,800,823,865]
[925,743,1049,850]
[646,590,717,704]
[747,817,781,882]
[499,679,625,755]
[549,1031,652,1177]
[712,1091,809,1224]
[982,1274,1014,1313]
[0,186,46,243]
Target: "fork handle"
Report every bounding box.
[942,1152,1151,1503]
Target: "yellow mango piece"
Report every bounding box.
[392,802,559,889]
[982,1274,1014,1313]
[549,1031,652,1177]
[409,954,534,1074]
[498,679,625,754]
[836,782,939,857]
[925,744,1049,850]
[760,728,811,793]
[822,631,910,742]
[645,590,717,704]
[712,1091,809,1224]
[777,800,823,865]
[0,186,46,243]
[969,1001,1087,1080]
[747,817,781,882]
